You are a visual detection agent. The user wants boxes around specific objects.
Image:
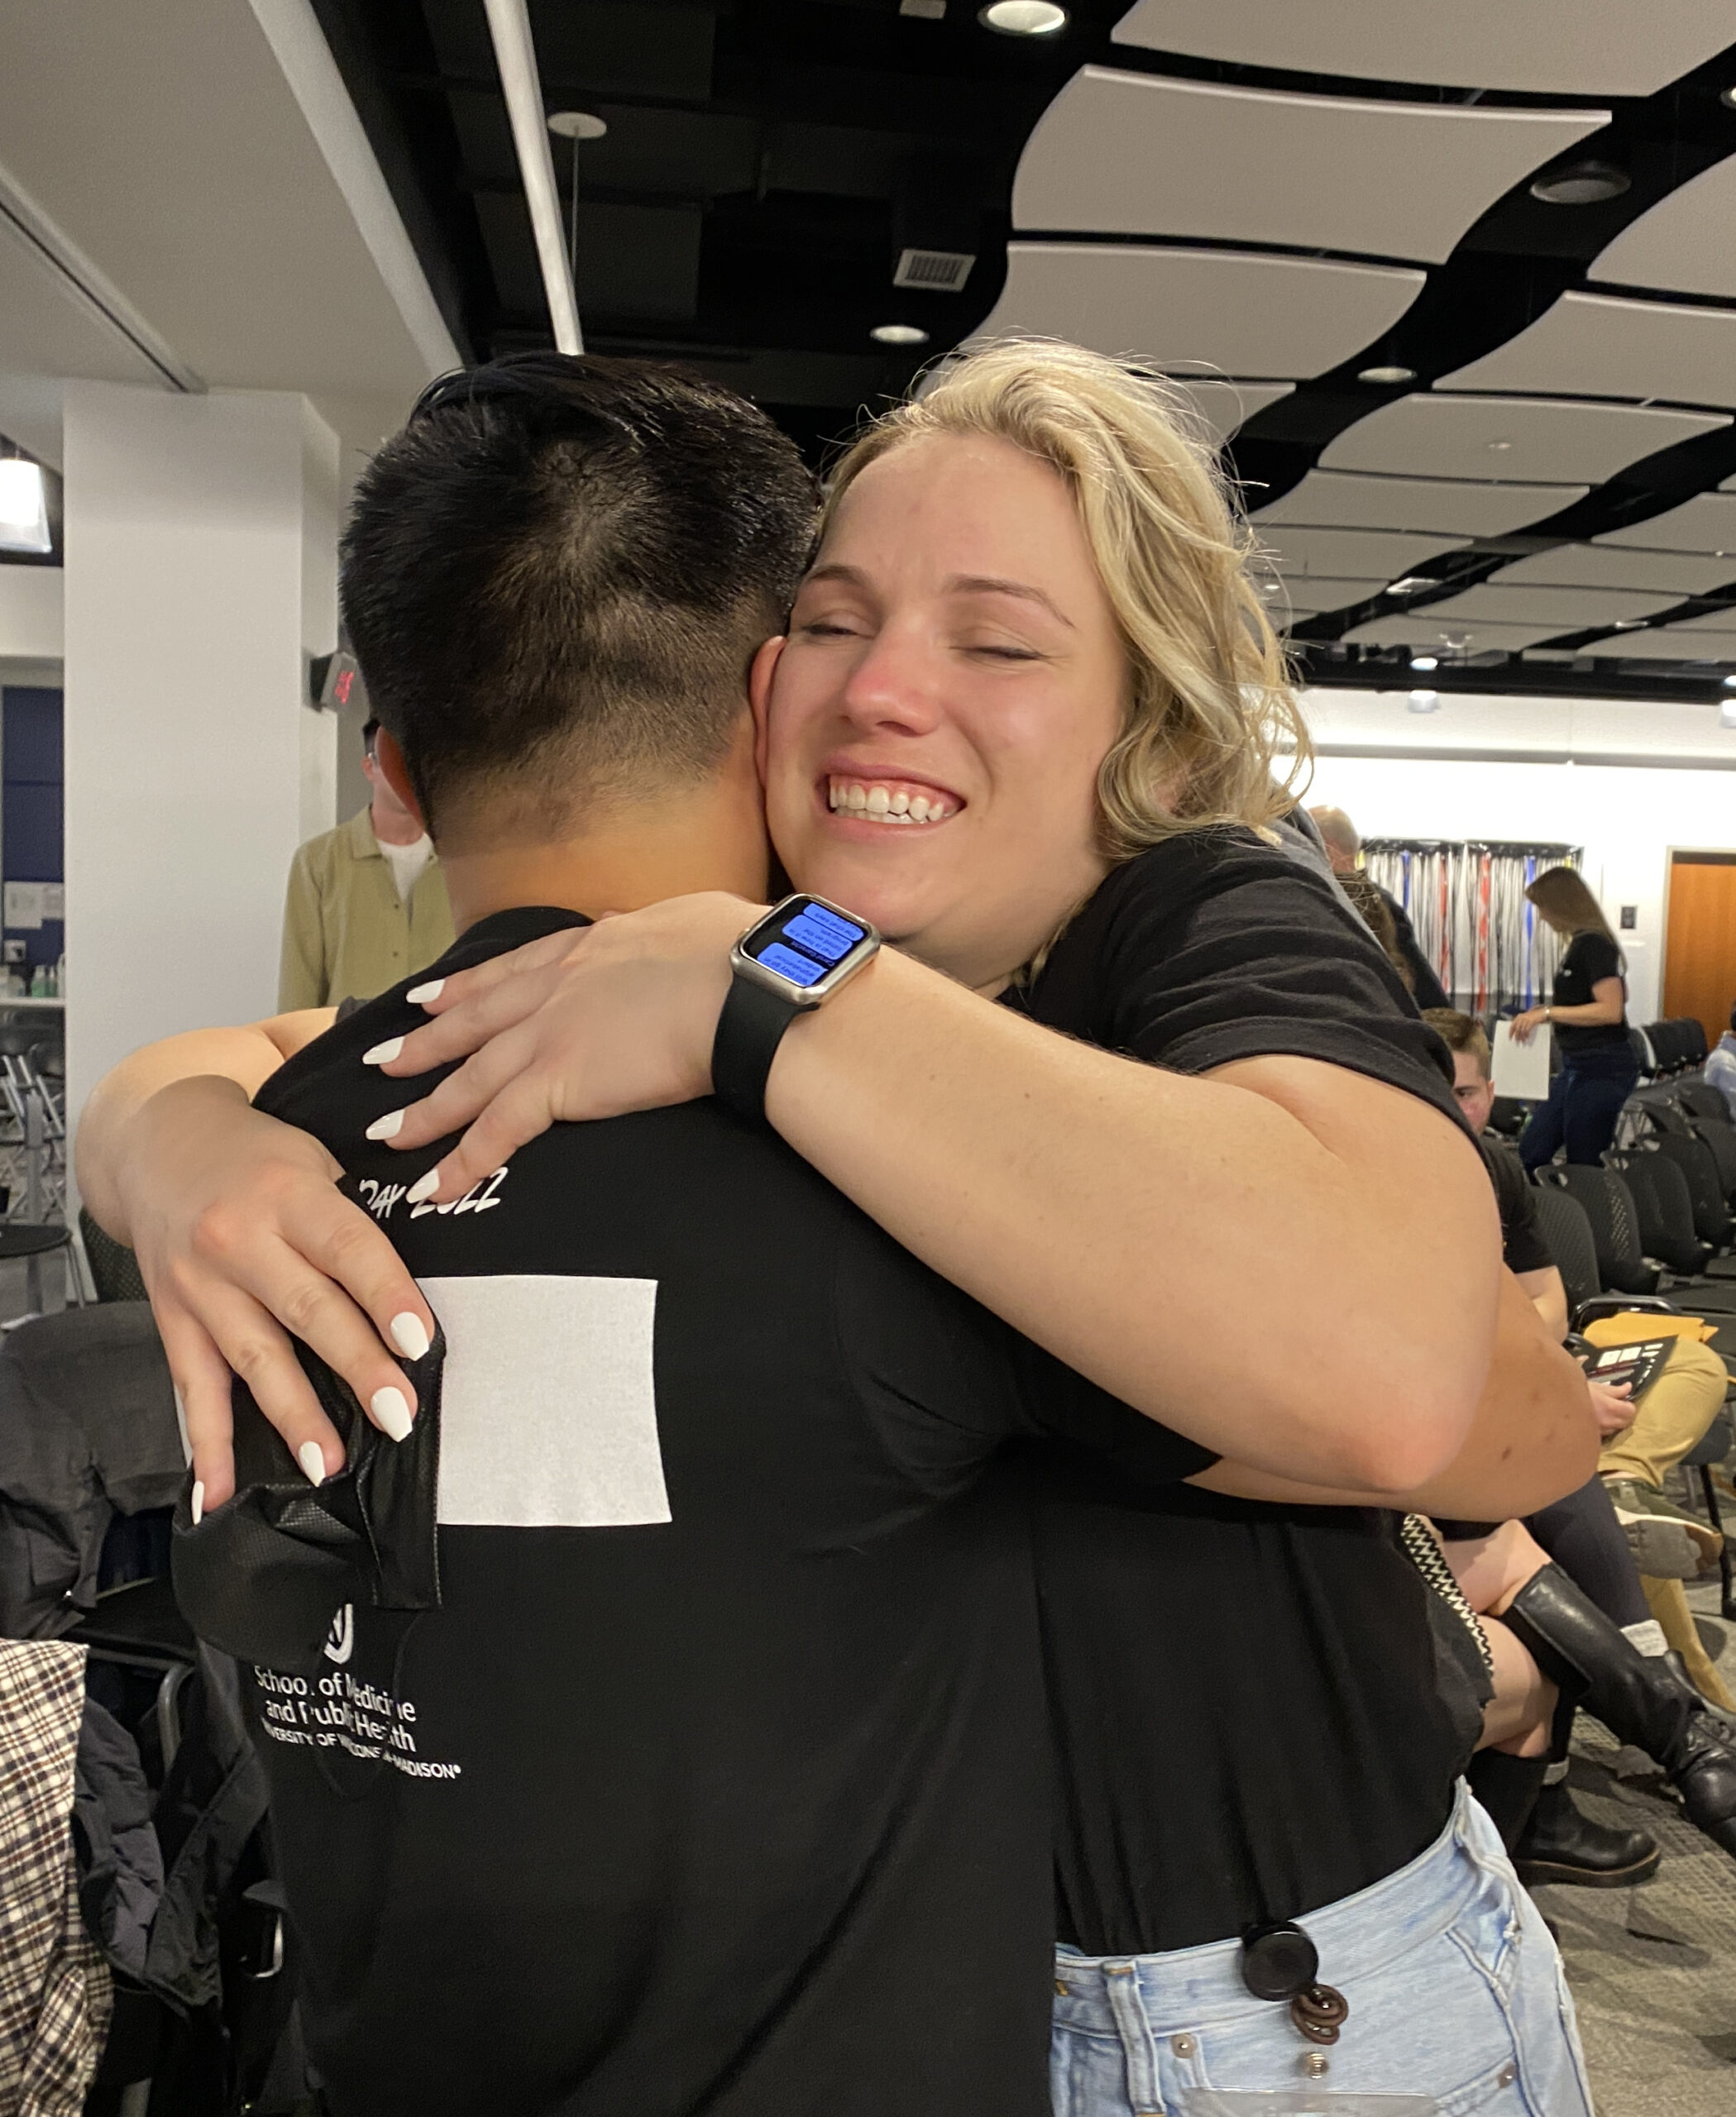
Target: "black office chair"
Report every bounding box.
[79,1207,149,1303]
[1530,1183,1601,1317]
[1610,1149,1714,1280]
[1537,1164,1661,1297]
[1693,1115,1736,1215]
[1629,1025,1657,1079]
[1681,1017,1710,1069]
[1680,1412,1736,1622]
[1649,1132,1736,1252]
[1677,1081,1729,1124]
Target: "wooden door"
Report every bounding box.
[1664,852,1736,1046]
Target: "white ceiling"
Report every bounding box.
[1319,393,1729,486]
[1257,525,1461,579]
[1250,469,1583,538]
[0,215,166,397]
[1343,615,1573,652]
[1578,627,1736,659]
[1418,583,1684,628]
[974,244,1426,380]
[1011,69,1605,266]
[1437,292,1736,408]
[1108,2,1736,98]
[1490,545,1736,595]
[1590,153,1736,303]
[1263,578,1383,616]
[1665,607,1736,633]
[1594,491,1736,552]
[0,0,456,454]
[1169,379,1296,445]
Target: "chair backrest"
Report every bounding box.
[78,1208,148,1303]
[1680,1017,1710,1068]
[1539,1164,1659,1294]
[1677,1080,1729,1122]
[1651,1132,1734,1247]
[1609,1149,1707,1275]
[1634,1092,1693,1138]
[1643,1020,1675,1073]
[1530,1183,1600,1317]
[1629,1025,1657,1076]
[1694,1116,1736,1205]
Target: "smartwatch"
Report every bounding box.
[711,895,881,1128]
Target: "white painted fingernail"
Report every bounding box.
[406,979,444,1004]
[366,1109,404,1142]
[371,1385,414,1442]
[298,1441,328,1488]
[406,1169,441,1205]
[362,1036,404,1066]
[190,1479,204,1527]
[389,1312,431,1360]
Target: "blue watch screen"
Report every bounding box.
[747,900,867,989]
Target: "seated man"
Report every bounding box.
[1705,1001,1736,1120]
[1429,1007,1736,1879]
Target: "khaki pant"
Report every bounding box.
[1600,1336,1733,1708]
[1598,1337,1727,1489]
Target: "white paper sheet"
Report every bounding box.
[1492,1019,1552,1101]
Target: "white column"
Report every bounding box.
[62,384,341,1135]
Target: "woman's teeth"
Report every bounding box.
[826,779,956,824]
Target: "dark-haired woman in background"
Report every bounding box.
[1511,867,1637,1170]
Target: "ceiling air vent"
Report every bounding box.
[893,247,975,293]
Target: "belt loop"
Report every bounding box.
[1101,1962,1164,2116]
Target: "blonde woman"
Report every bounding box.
[82,342,1595,2112]
[1511,866,1637,1169]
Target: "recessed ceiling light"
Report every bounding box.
[548,111,608,140]
[1407,689,1441,714]
[1531,160,1630,206]
[1386,576,1436,597]
[1357,365,1415,385]
[979,0,1067,33]
[871,323,930,346]
[1610,618,1649,631]
[0,459,50,554]
[1486,439,1513,452]
[1723,85,1736,110]
[1409,654,1439,671]
[1724,671,1736,688]
[1721,695,1736,725]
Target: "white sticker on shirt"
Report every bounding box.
[421,1274,670,1529]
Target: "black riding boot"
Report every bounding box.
[1466,1750,1547,1854]
[1504,1563,1736,1859]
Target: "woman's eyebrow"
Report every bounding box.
[946,575,1074,628]
[800,562,871,591]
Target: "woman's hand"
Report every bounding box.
[117,1077,435,1509]
[1509,1007,1549,1045]
[366,891,761,1202]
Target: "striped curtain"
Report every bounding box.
[1361,841,1580,1018]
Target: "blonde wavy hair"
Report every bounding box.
[821,337,1310,859]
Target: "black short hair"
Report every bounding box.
[361,717,380,750]
[340,354,818,833]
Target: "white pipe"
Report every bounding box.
[481,0,583,353]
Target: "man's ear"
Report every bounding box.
[373,727,430,834]
[748,635,785,791]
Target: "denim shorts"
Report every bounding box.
[1050,1781,1591,2117]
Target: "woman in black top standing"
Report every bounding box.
[1512,867,1638,1170]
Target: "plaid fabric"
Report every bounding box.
[0,1639,112,2117]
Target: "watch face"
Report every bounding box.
[741,898,871,990]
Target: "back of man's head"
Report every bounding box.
[341,354,818,841]
[1308,805,1360,868]
[1423,1008,1491,1078]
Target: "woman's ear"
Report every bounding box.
[748,635,786,790]
[373,727,430,834]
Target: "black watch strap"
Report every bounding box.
[712,974,804,1130]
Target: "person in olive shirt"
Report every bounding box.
[1510,865,1637,1170]
[278,719,454,1009]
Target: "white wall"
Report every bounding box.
[62,381,341,1132]
[1303,685,1736,1025]
[0,566,64,660]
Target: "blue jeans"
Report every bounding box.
[1518,1051,1638,1171]
[1050,1782,1591,2116]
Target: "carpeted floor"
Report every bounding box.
[1538,1571,1736,2115]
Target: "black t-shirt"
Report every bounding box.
[242,907,1210,2117]
[1552,929,1629,1055]
[1007,828,1475,1955]
[1479,1136,1555,1277]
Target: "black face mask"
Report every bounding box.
[171,1327,446,1677]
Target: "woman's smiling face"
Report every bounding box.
[758,432,1131,992]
